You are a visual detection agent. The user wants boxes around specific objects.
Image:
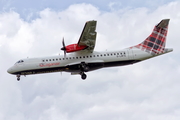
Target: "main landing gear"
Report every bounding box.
[16,74,20,81]
[80,62,89,80]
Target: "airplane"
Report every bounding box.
[7,19,173,81]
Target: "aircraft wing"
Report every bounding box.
[77,20,97,53]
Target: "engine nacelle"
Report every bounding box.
[63,44,87,53]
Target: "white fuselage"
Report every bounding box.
[7,48,153,75]
[7,47,173,81]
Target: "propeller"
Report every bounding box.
[61,37,66,58]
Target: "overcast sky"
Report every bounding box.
[0,0,180,120]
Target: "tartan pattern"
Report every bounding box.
[134,20,169,55]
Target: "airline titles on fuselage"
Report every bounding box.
[39,62,60,67]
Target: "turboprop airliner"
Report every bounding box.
[7,19,173,81]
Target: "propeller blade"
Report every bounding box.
[64,50,66,58]
[62,37,65,49]
[61,37,66,58]
[61,37,66,50]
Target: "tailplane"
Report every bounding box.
[134,19,170,55]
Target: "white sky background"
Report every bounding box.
[0,1,180,120]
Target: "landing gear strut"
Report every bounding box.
[80,62,89,72]
[16,74,20,81]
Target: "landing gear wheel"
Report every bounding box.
[81,73,87,80]
[16,74,20,81]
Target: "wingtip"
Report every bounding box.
[86,20,97,23]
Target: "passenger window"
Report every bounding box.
[104,54,106,56]
[49,59,51,61]
[59,58,61,60]
[97,55,99,57]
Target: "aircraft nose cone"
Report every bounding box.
[7,67,13,74]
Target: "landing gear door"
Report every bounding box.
[127,49,134,60]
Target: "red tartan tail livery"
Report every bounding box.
[135,19,169,55]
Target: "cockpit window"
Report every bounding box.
[16,60,24,64]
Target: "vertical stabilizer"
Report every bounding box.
[134,19,170,55]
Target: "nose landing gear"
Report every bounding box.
[81,72,87,80]
[16,74,20,81]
